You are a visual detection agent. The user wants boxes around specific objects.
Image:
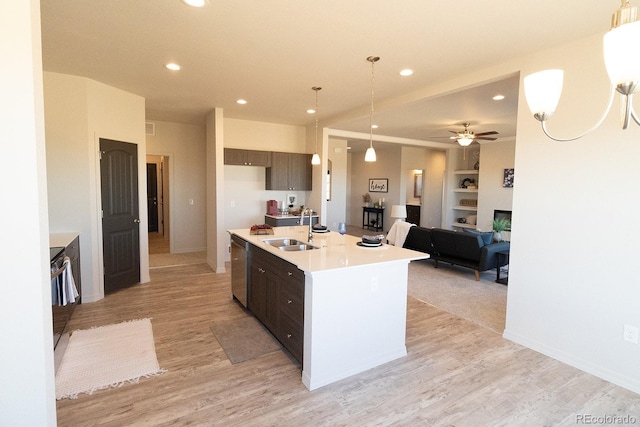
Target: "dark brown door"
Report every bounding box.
[100,138,140,294]
[147,163,158,232]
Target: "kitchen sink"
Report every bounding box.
[278,244,317,251]
[263,238,318,251]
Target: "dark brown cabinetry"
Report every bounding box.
[248,246,304,363]
[224,148,271,167]
[406,205,421,226]
[265,152,312,191]
[51,235,81,349]
[264,215,319,227]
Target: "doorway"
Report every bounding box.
[146,154,170,255]
[147,163,158,232]
[100,138,141,293]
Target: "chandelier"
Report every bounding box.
[524,0,640,141]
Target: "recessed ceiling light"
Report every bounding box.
[493,94,505,101]
[306,109,316,114]
[165,63,182,71]
[399,69,414,77]
[371,124,379,129]
[180,0,207,7]
[236,99,247,105]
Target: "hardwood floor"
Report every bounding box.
[55,251,639,426]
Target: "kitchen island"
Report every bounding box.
[228,225,429,390]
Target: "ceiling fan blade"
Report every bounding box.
[474,131,499,136]
[474,136,498,141]
[448,130,460,135]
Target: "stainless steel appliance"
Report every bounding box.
[231,234,249,307]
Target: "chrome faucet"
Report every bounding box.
[302,207,313,242]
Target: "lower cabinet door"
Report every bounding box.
[248,263,267,322]
[279,312,303,363]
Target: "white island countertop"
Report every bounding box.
[228,225,428,273]
[229,225,429,391]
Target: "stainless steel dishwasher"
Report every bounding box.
[230,235,249,307]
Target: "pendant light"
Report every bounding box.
[311,86,322,165]
[365,56,380,162]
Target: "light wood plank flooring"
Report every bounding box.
[56,257,639,426]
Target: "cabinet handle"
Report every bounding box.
[287,299,292,304]
[287,333,292,338]
[258,268,265,273]
[288,271,293,276]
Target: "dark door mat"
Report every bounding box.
[210,316,282,364]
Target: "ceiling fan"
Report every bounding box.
[448,122,498,146]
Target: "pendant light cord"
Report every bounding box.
[369,58,376,148]
[315,88,319,152]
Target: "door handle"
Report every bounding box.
[133,219,141,223]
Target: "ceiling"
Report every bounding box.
[40,1,616,150]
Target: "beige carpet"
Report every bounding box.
[55,318,165,400]
[407,260,507,333]
[210,316,282,364]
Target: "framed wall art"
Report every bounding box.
[369,178,388,193]
[503,168,514,188]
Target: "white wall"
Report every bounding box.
[44,72,148,302]
[146,120,207,252]
[505,32,640,393]
[326,138,348,229]
[400,146,446,228]
[0,1,55,424]
[477,139,516,232]
[224,118,307,152]
[348,147,402,231]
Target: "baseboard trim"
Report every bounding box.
[503,328,640,395]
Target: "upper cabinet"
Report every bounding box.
[266,152,312,191]
[224,148,271,167]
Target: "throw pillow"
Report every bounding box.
[463,228,493,246]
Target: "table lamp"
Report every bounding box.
[390,205,407,223]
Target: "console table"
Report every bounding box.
[362,206,384,231]
[496,250,509,285]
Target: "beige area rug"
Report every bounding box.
[55,318,165,400]
[408,260,507,334]
[210,316,282,364]
[149,251,206,268]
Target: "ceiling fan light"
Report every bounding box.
[457,137,473,147]
[365,146,377,162]
[603,21,640,89]
[524,69,564,119]
[311,153,321,165]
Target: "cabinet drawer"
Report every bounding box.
[280,287,303,320]
[279,312,303,362]
[65,236,80,260]
[279,261,303,280]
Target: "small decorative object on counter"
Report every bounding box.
[250,224,274,235]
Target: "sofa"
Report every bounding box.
[402,226,510,281]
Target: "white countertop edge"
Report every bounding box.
[50,232,79,248]
[229,226,429,273]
